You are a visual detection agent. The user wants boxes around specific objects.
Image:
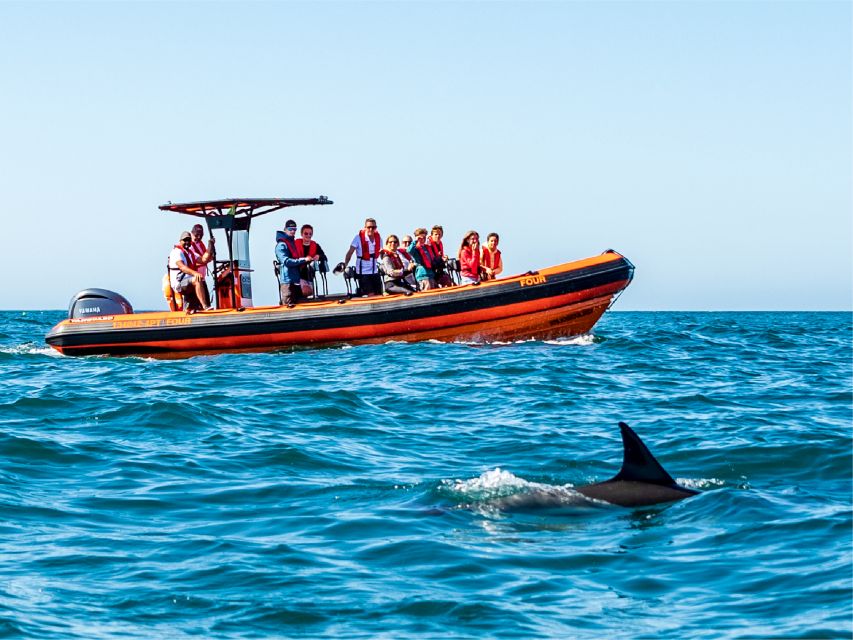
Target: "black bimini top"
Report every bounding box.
[159,196,333,219]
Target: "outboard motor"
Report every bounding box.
[68,289,133,319]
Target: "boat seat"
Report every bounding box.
[274,259,330,302]
[445,258,462,285]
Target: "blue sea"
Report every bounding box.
[1,311,850,639]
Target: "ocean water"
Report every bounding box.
[0,310,850,639]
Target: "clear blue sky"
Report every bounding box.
[2,1,850,310]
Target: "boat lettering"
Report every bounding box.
[519,274,547,287]
[165,316,192,326]
[70,316,114,324]
[112,318,165,329]
[111,316,194,329]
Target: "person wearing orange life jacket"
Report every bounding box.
[340,218,382,296]
[480,232,503,280]
[379,235,416,295]
[396,234,418,288]
[295,224,327,298]
[407,228,437,291]
[457,230,483,285]
[275,219,316,307]
[167,231,204,313]
[399,235,414,263]
[426,225,453,288]
[186,223,215,309]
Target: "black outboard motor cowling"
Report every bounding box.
[68,289,133,319]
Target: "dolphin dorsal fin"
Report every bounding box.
[611,422,677,487]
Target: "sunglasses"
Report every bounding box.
[388,240,399,244]
[366,226,377,230]
[286,227,297,231]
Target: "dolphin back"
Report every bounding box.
[576,422,699,507]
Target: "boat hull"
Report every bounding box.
[46,251,633,357]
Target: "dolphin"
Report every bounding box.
[482,422,698,511]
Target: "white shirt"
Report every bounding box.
[168,246,190,290]
[350,233,379,275]
[397,250,412,271]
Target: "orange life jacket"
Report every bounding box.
[294,240,318,259]
[398,248,412,261]
[187,240,207,268]
[413,243,434,270]
[171,244,192,269]
[380,249,403,271]
[427,238,444,257]
[358,230,381,260]
[279,236,299,259]
[482,247,502,271]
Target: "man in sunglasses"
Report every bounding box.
[275,219,317,307]
[168,231,205,313]
[340,218,382,296]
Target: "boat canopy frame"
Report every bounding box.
[159,196,334,309]
[159,197,333,221]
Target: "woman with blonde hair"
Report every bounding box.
[457,230,482,285]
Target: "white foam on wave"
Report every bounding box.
[442,467,568,501]
[544,333,596,347]
[0,343,62,357]
[678,477,726,490]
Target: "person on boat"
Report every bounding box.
[399,235,414,263]
[426,225,453,288]
[481,232,503,281]
[295,224,327,298]
[380,235,416,295]
[341,218,382,297]
[408,228,437,291]
[168,231,204,313]
[186,223,215,309]
[275,219,316,307]
[396,234,418,288]
[457,230,483,285]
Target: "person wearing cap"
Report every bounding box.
[186,223,215,309]
[275,219,317,307]
[340,218,382,296]
[167,231,204,313]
